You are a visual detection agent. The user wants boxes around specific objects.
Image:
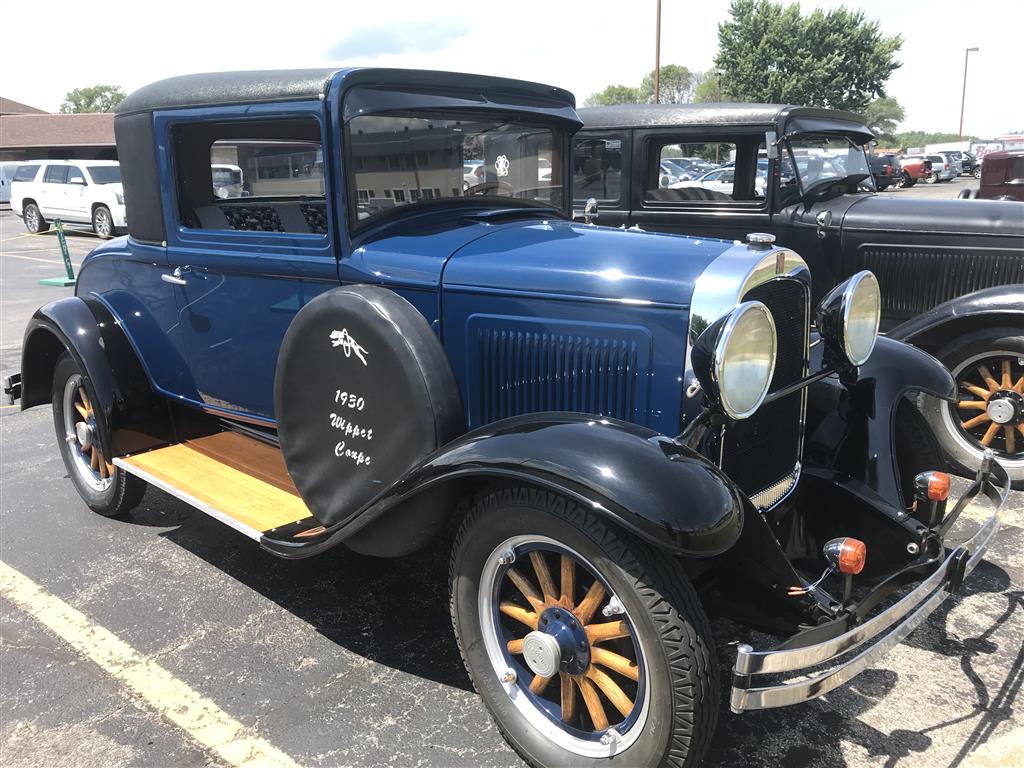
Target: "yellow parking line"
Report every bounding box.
[0,560,300,768]
[0,253,65,265]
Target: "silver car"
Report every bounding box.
[929,153,960,181]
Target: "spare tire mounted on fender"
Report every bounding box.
[274,285,464,528]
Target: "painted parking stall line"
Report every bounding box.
[0,560,300,768]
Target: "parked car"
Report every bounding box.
[211,163,245,198]
[942,150,977,176]
[907,153,958,182]
[10,160,126,238]
[977,150,1024,201]
[463,160,485,190]
[4,69,1011,768]
[895,154,933,187]
[868,152,899,190]
[0,161,23,204]
[575,104,1024,487]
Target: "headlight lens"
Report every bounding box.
[842,272,881,366]
[714,301,778,419]
[115,192,125,205]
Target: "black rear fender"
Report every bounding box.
[21,297,170,459]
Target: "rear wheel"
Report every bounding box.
[897,172,915,188]
[51,352,146,516]
[922,328,1024,490]
[24,202,49,233]
[450,486,718,768]
[92,205,114,238]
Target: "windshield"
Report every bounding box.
[86,165,122,185]
[786,135,872,194]
[347,112,565,228]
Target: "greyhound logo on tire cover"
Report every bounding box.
[330,329,368,366]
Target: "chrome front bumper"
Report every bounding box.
[730,453,1010,713]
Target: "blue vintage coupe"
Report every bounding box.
[8,69,1008,768]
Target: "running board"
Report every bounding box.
[115,432,316,541]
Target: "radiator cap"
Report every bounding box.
[746,232,776,246]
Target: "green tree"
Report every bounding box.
[893,131,977,151]
[639,65,696,104]
[862,97,905,144]
[583,84,641,107]
[693,70,730,103]
[59,85,126,114]
[714,0,902,113]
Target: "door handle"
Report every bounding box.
[161,267,188,286]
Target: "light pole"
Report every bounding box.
[959,47,978,137]
[654,0,662,103]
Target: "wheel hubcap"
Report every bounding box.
[478,537,649,757]
[948,352,1024,463]
[62,375,114,491]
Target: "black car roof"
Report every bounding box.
[117,68,577,115]
[578,103,873,143]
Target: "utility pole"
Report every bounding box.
[654,0,662,104]
[959,47,978,137]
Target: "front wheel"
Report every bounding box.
[450,486,718,768]
[52,352,146,516]
[973,166,982,179]
[92,205,115,238]
[921,328,1024,490]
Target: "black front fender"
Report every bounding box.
[804,335,955,507]
[887,284,1024,352]
[21,296,169,459]
[265,413,746,559]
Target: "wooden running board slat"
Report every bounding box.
[115,441,312,540]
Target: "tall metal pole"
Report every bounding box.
[959,47,978,137]
[654,0,662,103]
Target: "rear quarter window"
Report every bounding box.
[13,164,40,182]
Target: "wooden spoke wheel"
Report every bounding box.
[949,353,1024,462]
[481,536,649,752]
[61,372,114,491]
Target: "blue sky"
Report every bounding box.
[4,0,1021,137]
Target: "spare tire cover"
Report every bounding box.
[274,285,463,528]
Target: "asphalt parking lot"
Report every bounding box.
[0,204,1020,768]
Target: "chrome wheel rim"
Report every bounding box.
[943,351,1024,468]
[26,206,38,230]
[62,374,114,491]
[479,536,650,757]
[95,209,111,236]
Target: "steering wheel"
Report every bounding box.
[464,180,515,196]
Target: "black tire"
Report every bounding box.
[899,172,916,188]
[450,485,718,768]
[23,202,49,233]
[973,166,982,179]
[920,327,1024,490]
[92,205,115,238]
[52,352,146,516]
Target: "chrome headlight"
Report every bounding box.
[115,192,125,205]
[815,271,881,367]
[692,300,778,420]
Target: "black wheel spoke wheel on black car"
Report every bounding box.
[922,328,1024,490]
[450,486,718,768]
[51,352,146,516]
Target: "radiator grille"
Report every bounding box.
[721,278,808,499]
[476,328,641,424]
[851,245,1024,323]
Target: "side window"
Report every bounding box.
[43,165,68,184]
[644,139,766,204]
[67,167,87,185]
[13,164,40,182]
[172,117,326,234]
[573,136,623,203]
[1007,157,1024,182]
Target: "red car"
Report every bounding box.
[978,150,1024,201]
[895,154,933,187]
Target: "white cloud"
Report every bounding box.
[3,0,1020,137]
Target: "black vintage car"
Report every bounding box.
[574,104,1024,488]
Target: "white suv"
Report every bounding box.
[10,160,126,238]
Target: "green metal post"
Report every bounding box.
[38,219,77,287]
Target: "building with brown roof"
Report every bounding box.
[0,98,116,162]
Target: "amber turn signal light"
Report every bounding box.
[823,537,867,575]
[914,470,950,502]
